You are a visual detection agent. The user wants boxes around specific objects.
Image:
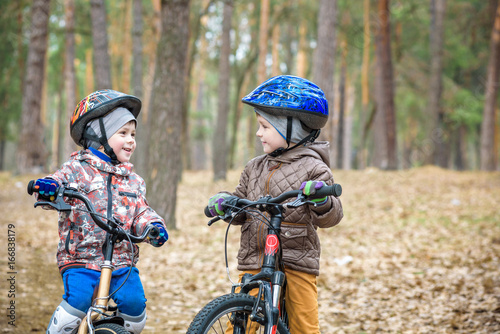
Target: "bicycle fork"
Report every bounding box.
[261,226,287,333]
[77,232,117,334]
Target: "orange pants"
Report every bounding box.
[227,267,319,334]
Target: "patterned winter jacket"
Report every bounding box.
[228,141,343,276]
[43,150,166,273]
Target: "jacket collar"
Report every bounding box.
[267,141,331,167]
[71,149,133,176]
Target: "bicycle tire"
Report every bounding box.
[187,293,290,334]
[94,322,129,334]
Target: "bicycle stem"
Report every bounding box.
[261,213,283,272]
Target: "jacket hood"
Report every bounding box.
[70,149,133,176]
[269,141,331,167]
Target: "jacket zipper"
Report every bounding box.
[265,163,282,195]
[107,174,113,223]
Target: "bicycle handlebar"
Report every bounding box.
[205,183,342,223]
[27,180,158,243]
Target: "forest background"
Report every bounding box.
[2,0,500,228]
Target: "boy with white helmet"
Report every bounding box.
[35,89,168,334]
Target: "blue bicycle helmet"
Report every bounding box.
[242,75,329,156]
[241,75,329,130]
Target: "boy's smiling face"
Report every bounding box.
[256,114,287,154]
[107,121,136,163]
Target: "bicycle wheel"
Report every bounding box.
[94,322,129,334]
[187,293,290,334]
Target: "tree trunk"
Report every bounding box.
[373,50,388,168]
[132,0,143,99]
[90,0,112,89]
[183,0,214,171]
[312,0,337,161]
[17,0,51,174]
[428,0,447,167]
[454,125,468,170]
[118,1,132,93]
[131,0,147,175]
[271,24,281,76]
[85,49,94,92]
[375,0,397,169]
[229,49,258,169]
[189,4,211,171]
[136,0,160,176]
[481,1,500,171]
[213,0,233,181]
[358,0,370,169]
[63,0,77,161]
[147,0,190,230]
[252,0,270,157]
[229,71,250,169]
[192,79,208,170]
[337,38,347,169]
[297,19,308,78]
[343,82,355,170]
[284,23,295,75]
[257,0,269,89]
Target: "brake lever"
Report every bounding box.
[34,199,72,212]
[208,211,233,226]
[207,216,221,226]
[34,188,72,212]
[286,193,308,208]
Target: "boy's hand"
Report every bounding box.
[35,178,59,200]
[208,193,230,216]
[300,181,327,205]
[150,222,168,247]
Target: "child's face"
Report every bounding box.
[256,114,287,154]
[107,121,136,163]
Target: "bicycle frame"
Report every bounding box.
[205,184,342,333]
[235,208,287,333]
[78,231,121,334]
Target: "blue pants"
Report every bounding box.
[62,267,146,316]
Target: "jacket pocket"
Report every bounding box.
[237,222,251,260]
[119,191,137,198]
[118,191,139,212]
[281,222,308,262]
[237,220,263,264]
[64,223,80,256]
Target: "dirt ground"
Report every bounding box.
[1,167,499,333]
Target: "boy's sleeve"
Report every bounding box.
[308,165,343,229]
[132,181,167,243]
[34,161,77,206]
[225,162,251,225]
[133,201,167,245]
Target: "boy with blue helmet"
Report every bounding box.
[208,75,344,333]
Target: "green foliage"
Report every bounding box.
[443,83,483,130]
[0,2,29,142]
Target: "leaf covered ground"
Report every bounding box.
[1,167,499,333]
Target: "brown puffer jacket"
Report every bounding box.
[228,141,343,276]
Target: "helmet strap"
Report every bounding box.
[97,118,120,164]
[82,119,120,164]
[285,116,293,147]
[269,129,321,157]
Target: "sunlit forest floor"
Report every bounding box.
[1,167,499,333]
